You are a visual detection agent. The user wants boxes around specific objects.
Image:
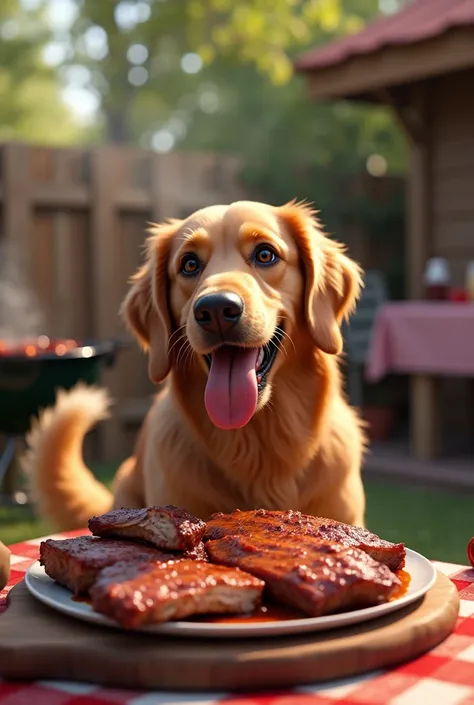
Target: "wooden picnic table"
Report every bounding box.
[0,529,473,704]
[366,301,474,461]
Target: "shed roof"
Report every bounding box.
[296,0,474,73]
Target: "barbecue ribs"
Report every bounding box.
[89,505,206,551]
[42,506,408,625]
[204,509,405,571]
[40,535,205,594]
[206,533,401,617]
[90,559,264,629]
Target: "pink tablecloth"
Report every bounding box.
[366,302,474,383]
[1,532,474,704]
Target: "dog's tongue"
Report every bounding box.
[204,347,259,430]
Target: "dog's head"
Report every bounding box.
[122,200,362,430]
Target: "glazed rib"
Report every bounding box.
[40,536,164,594]
[88,505,206,551]
[206,533,401,617]
[90,559,264,629]
[40,535,206,594]
[183,541,208,561]
[204,509,405,571]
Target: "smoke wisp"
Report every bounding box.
[0,241,45,343]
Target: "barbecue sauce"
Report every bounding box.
[73,570,411,624]
[389,569,411,602]
[73,595,91,604]
[200,569,412,623]
[190,604,306,624]
[72,596,305,621]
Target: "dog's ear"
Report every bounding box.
[121,221,179,383]
[279,201,363,355]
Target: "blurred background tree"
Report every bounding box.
[57,0,405,173]
[0,0,82,143]
[0,0,406,178]
[0,0,407,296]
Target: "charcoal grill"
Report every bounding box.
[0,337,123,504]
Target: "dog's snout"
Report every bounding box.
[193,292,244,334]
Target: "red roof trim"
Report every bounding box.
[295,0,474,72]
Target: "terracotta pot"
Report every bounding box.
[362,406,396,442]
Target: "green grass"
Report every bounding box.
[0,462,117,547]
[1,465,472,565]
[365,478,473,565]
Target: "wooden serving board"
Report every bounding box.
[0,572,459,692]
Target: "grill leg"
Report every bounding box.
[0,436,29,506]
[0,437,16,489]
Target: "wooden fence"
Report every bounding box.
[0,143,248,461]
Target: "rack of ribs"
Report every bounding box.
[40,535,205,595]
[88,506,206,551]
[206,533,401,617]
[90,559,264,629]
[204,509,405,571]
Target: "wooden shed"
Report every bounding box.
[295,0,474,298]
[295,0,474,486]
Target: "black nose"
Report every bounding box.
[193,292,244,334]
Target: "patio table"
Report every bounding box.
[365,301,474,461]
[1,530,474,705]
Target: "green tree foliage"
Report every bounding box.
[59,0,406,184]
[62,0,391,143]
[0,0,82,144]
[180,61,406,201]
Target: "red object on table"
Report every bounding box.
[467,538,474,569]
[0,531,473,704]
[449,289,469,303]
[365,301,474,383]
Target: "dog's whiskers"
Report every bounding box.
[175,339,193,371]
[266,397,276,413]
[263,341,272,360]
[266,326,290,360]
[167,325,188,358]
[270,335,288,360]
[173,336,188,366]
[182,342,195,371]
[275,321,296,355]
[169,324,187,341]
[167,337,185,359]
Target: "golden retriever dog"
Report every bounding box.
[22,200,366,531]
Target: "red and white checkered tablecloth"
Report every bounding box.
[2,531,474,705]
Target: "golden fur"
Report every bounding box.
[22,200,366,530]
[0,540,9,590]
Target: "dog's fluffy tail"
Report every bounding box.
[21,384,114,531]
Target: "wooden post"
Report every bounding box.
[405,84,440,461]
[406,84,431,299]
[90,147,123,462]
[382,86,440,461]
[410,375,440,461]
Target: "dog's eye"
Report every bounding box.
[179,254,201,276]
[253,245,279,267]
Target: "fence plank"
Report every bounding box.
[2,144,32,277]
[32,211,55,333]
